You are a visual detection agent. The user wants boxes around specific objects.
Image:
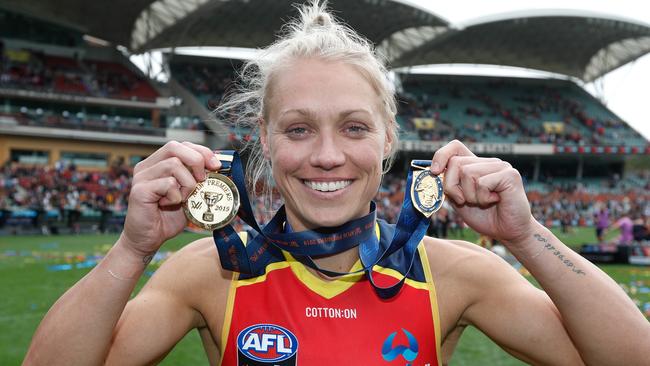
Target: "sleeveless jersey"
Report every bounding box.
[218,220,442,366]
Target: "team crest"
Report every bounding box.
[410,169,444,218]
[237,323,299,366]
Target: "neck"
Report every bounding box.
[309,246,360,280]
[283,211,368,279]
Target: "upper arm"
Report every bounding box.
[105,237,225,366]
[460,250,584,365]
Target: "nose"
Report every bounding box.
[309,130,346,170]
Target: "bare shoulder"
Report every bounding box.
[420,237,532,334]
[421,236,520,284]
[141,236,233,311]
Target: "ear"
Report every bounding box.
[259,117,271,159]
[383,120,395,158]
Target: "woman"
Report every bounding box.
[607,213,635,246]
[25,2,649,365]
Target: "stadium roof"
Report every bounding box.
[130,0,447,55]
[392,9,650,82]
[2,2,650,82]
[0,0,446,54]
[0,0,155,49]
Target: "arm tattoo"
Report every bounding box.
[533,234,586,276]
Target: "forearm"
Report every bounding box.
[507,221,650,365]
[24,234,153,365]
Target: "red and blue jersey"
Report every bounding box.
[219,220,441,366]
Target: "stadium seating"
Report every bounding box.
[398,75,647,147]
[170,60,238,109]
[1,158,648,237]
[167,61,647,149]
[1,49,160,101]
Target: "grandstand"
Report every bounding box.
[0,1,648,236]
[1,1,650,365]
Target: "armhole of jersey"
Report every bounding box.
[418,243,443,366]
[218,231,248,366]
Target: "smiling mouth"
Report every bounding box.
[303,180,352,192]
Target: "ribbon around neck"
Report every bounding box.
[212,151,436,299]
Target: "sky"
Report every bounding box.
[407,0,650,140]
[133,0,650,141]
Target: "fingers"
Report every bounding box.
[431,140,475,175]
[134,141,221,181]
[443,156,501,204]
[477,166,522,197]
[443,157,514,206]
[130,176,182,207]
[181,141,222,171]
[131,141,226,207]
[133,157,198,202]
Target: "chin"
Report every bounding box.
[309,215,347,228]
[304,206,366,229]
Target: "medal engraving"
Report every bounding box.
[184,172,240,230]
[410,169,444,218]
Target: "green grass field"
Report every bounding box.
[1,227,648,365]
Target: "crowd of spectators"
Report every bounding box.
[0,43,189,136]
[171,62,237,110]
[1,107,166,137]
[169,62,647,148]
[0,160,130,234]
[2,158,648,245]
[397,78,646,147]
[0,43,158,101]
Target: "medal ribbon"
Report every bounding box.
[212,151,436,299]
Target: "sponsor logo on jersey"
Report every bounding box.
[237,323,298,366]
[381,328,419,364]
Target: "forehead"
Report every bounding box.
[266,58,383,118]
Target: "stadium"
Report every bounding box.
[1,0,649,364]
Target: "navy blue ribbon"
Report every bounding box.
[212,151,433,299]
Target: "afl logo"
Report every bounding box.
[237,324,299,365]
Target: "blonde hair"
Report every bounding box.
[216,0,399,206]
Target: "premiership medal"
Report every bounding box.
[410,162,444,218]
[208,153,443,299]
[184,171,240,231]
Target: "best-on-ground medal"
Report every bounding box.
[184,172,240,230]
[410,162,444,218]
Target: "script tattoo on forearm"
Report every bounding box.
[533,234,586,276]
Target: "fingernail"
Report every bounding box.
[431,162,440,173]
[210,155,219,167]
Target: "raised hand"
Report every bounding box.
[121,141,222,256]
[430,140,535,246]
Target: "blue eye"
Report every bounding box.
[345,123,369,135]
[288,127,306,134]
[286,126,310,138]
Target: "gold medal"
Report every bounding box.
[184,172,240,230]
[410,165,444,218]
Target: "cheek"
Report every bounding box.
[350,141,384,176]
[269,137,304,173]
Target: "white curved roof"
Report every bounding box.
[392,9,650,81]
[2,1,650,81]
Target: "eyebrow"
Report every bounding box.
[279,108,372,119]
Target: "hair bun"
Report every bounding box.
[305,12,332,32]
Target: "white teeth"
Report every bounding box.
[304,180,351,192]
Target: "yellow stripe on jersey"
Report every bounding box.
[371,264,429,291]
[278,223,382,300]
[235,261,291,288]
[419,243,443,366]
[283,251,365,300]
[219,271,238,366]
